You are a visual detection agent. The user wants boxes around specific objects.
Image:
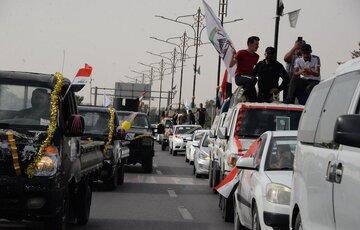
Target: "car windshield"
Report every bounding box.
[117,112,149,129]
[164,119,172,128]
[237,108,302,138]
[0,84,51,127]
[175,126,201,135]
[265,137,297,171]
[117,111,131,125]
[80,110,110,135]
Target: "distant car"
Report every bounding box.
[185,130,209,165]
[193,132,211,178]
[234,130,297,230]
[168,125,201,156]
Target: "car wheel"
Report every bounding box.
[117,162,125,185]
[143,156,153,173]
[295,212,303,230]
[161,142,166,151]
[44,187,68,230]
[105,165,118,190]
[76,177,92,225]
[251,203,261,230]
[209,164,213,187]
[221,194,234,222]
[234,201,246,230]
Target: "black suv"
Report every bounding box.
[117,111,154,173]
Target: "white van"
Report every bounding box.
[290,57,360,230]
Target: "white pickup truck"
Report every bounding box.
[216,99,304,222]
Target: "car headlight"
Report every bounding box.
[199,151,210,160]
[266,183,291,205]
[34,146,60,177]
[174,136,183,142]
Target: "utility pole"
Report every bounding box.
[274,0,284,59]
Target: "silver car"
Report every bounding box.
[193,132,211,178]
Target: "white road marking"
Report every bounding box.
[178,206,193,220]
[125,174,207,185]
[167,189,177,197]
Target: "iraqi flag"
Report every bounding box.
[215,138,260,198]
[71,64,93,92]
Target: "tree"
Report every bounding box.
[75,95,84,105]
[351,42,360,58]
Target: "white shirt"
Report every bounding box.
[294,55,321,81]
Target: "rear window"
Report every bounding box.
[237,108,302,138]
[80,110,109,135]
[175,126,201,135]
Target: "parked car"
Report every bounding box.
[290,57,360,230]
[168,125,201,156]
[117,111,154,173]
[193,132,212,178]
[234,130,297,230]
[185,129,209,164]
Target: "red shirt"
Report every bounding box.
[235,50,259,76]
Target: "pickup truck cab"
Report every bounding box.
[0,71,103,229]
[79,105,128,189]
[290,57,360,230]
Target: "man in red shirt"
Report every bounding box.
[229,36,260,102]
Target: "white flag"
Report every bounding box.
[103,94,112,107]
[202,0,236,81]
[288,9,301,28]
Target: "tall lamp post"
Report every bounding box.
[147,48,180,106]
[156,8,206,108]
[150,32,195,112]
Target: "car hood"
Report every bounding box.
[264,171,292,188]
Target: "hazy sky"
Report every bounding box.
[1,0,359,107]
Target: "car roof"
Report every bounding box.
[78,105,112,112]
[334,57,360,76]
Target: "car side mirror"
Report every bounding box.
[217,127,228,140]
[66,115,84,137]
[334,114,360,148]
[236,157,256,170]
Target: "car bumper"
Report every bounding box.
[173,141,187,152]
[0,175,63,221]
[263,211,289,229]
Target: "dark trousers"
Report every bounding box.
[235,75,257,102]
[287,77,319,105]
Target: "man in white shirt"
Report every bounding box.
[293,44,321,105]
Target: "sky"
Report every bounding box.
[0,0,359,108]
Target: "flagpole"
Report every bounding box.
[274,0,283,60]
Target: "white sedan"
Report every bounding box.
[234,130,297,230]
[185,129,209,165]
[168,125,201,156]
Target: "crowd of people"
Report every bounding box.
[170,103,207,127]
[230,36,321,105]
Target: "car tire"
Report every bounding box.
[118,162,125,185]
[234,201,246,230]
[221,194,234,222]
[105,165,118,190]
[294,212,303,230]
[143,156,153,173]
[44,187,68,230]
[76,177,92,225]
[251,203,260,230]
[161,142,166,151]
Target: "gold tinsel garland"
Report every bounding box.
[103,107,115,154]
[26,72,64,178]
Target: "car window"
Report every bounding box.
[80,111,109,135]
[265,137,297,171]
[202,135,209,147]
[194,132,205,141]
[253,134,267,167]
[175,126,201,134]
[315,72,360,145]
[237,108,302,138]
[132,114,149,129]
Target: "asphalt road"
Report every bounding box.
[0,142,233,230]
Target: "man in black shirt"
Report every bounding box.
[197,103,206,128]
[254,47,289,102]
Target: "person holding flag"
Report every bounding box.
[229,36,260,102]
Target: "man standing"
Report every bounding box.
[293,44,321,105]
[197,103,206,128]
[229,36,260,102]
[254,47,289,102]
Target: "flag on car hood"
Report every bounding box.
[215,138,260,198]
